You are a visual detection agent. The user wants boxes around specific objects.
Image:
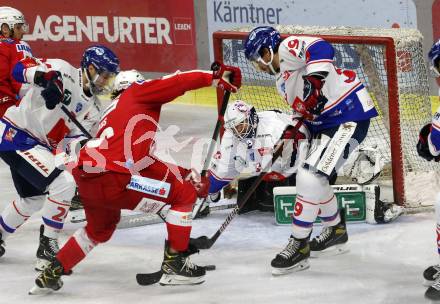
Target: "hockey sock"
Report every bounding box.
[56,228,97,272]
[318,193,341,227]
[291,196,320,239]
[0,197,44,238]
[165,209,192,252]
[41,197,71,233]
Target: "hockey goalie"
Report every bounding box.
[193,99,310,218]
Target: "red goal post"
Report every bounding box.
[212,26,437,209]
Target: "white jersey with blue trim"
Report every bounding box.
[5,58,101,148]
[275,35,378,132]
[209,111,308,181]
[429,104,440,156]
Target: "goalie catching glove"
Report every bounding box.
[292,74,328,120]
[211,61,242,93]
[34,71,64,110]
[417,124,440,162]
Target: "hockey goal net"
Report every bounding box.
[212,25,440,209]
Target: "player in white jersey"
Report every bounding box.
[0,45,119,271]
[196,100,309,218]
[416,38,440,301]
[244,26,378,274]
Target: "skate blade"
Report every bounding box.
[271,259,310,276]
[28,285,53,295]
[310,243,349,258]
[35,258,50,272]
[159,273,205,286]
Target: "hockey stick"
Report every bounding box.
[60,105,93,139]
[192,61,234,218]
[190,120,303,250]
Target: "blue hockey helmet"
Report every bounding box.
[81,45,120,74]
[244,26,281,62]
[81,45,120,94]
[429,39,440,77]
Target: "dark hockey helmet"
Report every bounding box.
[81,45,120,74]
[429,39,440,77]
[244,26,281,62]
[81,45,120,94]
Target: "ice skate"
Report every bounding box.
[423,264,440,286]
[159,241,206,286]
[35,225,59,271]
[271,235,310,275]
[29,259,64,295]
[426,274,440,301]
[310,211,348,258]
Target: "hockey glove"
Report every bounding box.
[292,75,327,120]
[207,191,221,203]
[35,71,64,110]
[417,124,440,161]
[185,169,210,198]
[212,61,242,93]
[281,119,309,150]
[262,171,286,182]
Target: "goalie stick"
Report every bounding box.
[190,120,303,250]
[192,61,234,218]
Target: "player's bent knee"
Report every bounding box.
[48,171,76,200]
[85,224,116,243]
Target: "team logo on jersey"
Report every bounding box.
[62,89,72,106]
[4,128,17,142]
[75,103,83,113]
[127,175,171,198]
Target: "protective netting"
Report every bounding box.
[217,25,440,208]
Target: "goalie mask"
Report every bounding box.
[224,100,259,140]
[111,69,145,99]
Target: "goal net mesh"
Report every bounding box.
[214,25,440,209]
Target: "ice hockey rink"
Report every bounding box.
[0,103,438,304]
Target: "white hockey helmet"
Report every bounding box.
[111,69,145,98]
[0,7,28,32]
[224,100,258,140]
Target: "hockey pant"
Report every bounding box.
[291,120,370,239]
[57,160,198,272]
[0,146,76,240]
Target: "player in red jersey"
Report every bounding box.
[31,65,241,294]
[0,7,33,117]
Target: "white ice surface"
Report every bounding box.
[0,104,437,304]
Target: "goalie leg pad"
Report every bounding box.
[305,120,370,178]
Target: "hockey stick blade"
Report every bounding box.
[189,236,213,249]
[136,270,163,286]
[136,264,216,286]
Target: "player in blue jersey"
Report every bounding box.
[416,38,440,301]
[244,26,378,275]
